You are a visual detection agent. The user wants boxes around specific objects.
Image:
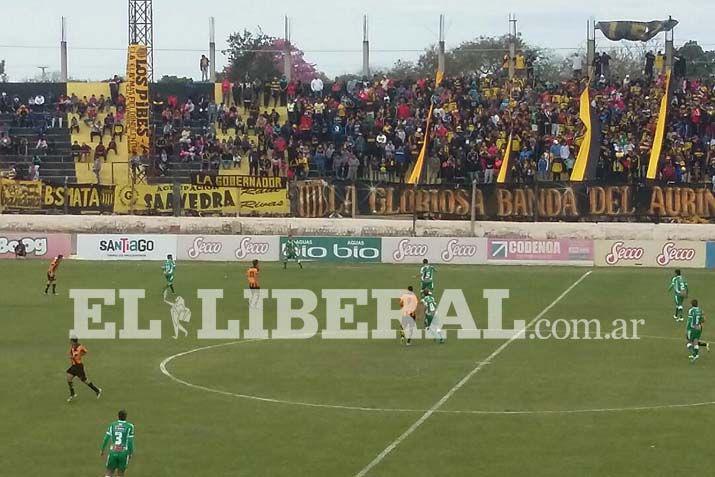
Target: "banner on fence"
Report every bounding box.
[594,240,706,268]
[292,180,715,221]
[42,183,115,213]
[126,44,150,156]
[280,236,381,262]
[191,173,287,189]
[177,235,281,261]
[239,188,289,215]
[382,237,488,264]
[114,184,288,215]
[487,239,594,265]
[77,234,177,260]
[0,179,43,211]
[0,233,72,259]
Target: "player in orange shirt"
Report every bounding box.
[67,337,102,402]
[247,260,261,308]
[399,286,418,346]
[44,254,63,295]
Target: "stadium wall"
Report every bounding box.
[2,214,715,240]
[2,215,715,268]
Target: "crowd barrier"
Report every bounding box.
[4,231,715,269]
[3,178,715,222]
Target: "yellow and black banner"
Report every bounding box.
[407,69,444,185]
[0,178,43,211]
[126,44,150,156]
[114,184,289,215]
[42,183,115,213]
[596,19,678,42]
[496,131,513,184]
[647,71,671,180]
[570,87,601,182]
[191,173,287,189]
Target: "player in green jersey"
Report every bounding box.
[417,259,435,296]
[668,269,688,322]
[421,289,445,343]
[100,409,135,476]
[686,300,709,362]
[162,254,175,293]
[283,234,303,269]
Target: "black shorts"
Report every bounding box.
[47,273,56,282]
[249,283,260,290]
[67,364,86,380]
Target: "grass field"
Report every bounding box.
[4,260,715,476]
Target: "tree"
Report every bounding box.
[222,28,324,82]
[677,41,715,77]
[222,28,280,81]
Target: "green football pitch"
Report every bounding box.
[4,260,715,476]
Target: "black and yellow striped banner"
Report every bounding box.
[647,71,671,180]
[407,70,444,185]
[570,87,600,182]
[496,131,513,184]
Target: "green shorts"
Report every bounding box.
[674,294,685,307]
[425,314,435,327]
[165,273,174,285]
[687,329,702,342]
[106,451,130,472]
[284,252,298,260]
[421,281,434,293]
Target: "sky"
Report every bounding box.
[1,0,714,81]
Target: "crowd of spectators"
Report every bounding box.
[155,59,714,185]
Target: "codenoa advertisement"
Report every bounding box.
[0,233,72,259]
[487,239,594,265]
[280,236,382,262]
[76,234,178,260]
[382,237,487,264]
[594,240,706,268]
[177,235,280,261]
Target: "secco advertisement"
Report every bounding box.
[0,233,72,259]
[487,239,594,265]
[77,234,178,260]
[382,237,487,264]
[595,240,706,268]
[177,235,280,261]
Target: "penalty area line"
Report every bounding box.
[353,270,593,477]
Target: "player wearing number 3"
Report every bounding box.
[101,409,135,476]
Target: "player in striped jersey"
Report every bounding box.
[668,269,688,322]
[417,259,435,297]
[44,254,63,295]
[247,259,261,308]
[421,289,445,343]
[686,300,709,362]
[162,254,176,294]
[66,337,102,402]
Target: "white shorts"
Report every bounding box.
[401,315,416,330]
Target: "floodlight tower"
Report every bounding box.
[128,0,154,81]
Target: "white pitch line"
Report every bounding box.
[353,270,593,477]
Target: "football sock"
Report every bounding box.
[86,382,100,393]
[298,261,303,269]
[693,345,700,357]
[44,284,49,293]
[68,382,75,395]
[170,285,175,293]
[283,261,287,269]
[52,283,56,294]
